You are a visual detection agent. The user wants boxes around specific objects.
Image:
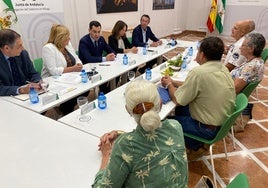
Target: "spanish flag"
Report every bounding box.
[207,0,217,33]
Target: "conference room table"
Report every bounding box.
[2,39,182,114]
[0,98,101,187]
[58,42,199,137]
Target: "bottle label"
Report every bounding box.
[98,100,107,109]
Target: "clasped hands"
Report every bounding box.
[150,40,163,47]
[98,130,119,157]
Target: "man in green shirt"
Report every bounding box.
[161,37,236,157]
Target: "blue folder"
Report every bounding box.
[157,87,171,104]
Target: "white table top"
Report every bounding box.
[58,55,200,137]
[0,99,101,187]
[2,39,181,114]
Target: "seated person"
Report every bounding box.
[92,79,188,187]
[108,20,138,54]
[224,20,255,71]
[0,29,42,96]
[161,37,236,160]
[231,32,266,94]
[78,20,116,64]
[109,20,138,86]
[231,33,266,132]
[42,24,83,78]
[42,24,85,115]
[132,14,162,74]
[79,20,116,94]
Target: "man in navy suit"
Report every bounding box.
[132,14,162,47]
[78,20,116,64]
[132,14,163,73]
[0,29,42,96]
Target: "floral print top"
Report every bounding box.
[231,58,264,83]
[92,119,188,188]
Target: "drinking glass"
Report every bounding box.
[77,96,91,122]
[128,71,135,81]
[91,66,97,75]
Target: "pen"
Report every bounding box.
[99,64,111,66]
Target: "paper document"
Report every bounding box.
[48,84,76,96]
[14,90,45,101]
[54,73,81,84]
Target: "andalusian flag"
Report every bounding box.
[0,0,18,29]
[207,0,217,33]
[215,0,226,33]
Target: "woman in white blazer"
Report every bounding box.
[42,24,85,115]
[42,24,83,78]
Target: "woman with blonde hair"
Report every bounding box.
[93,79,188,188]
[41,24,82,78]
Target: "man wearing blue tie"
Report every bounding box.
[0,29,42,96]
[78,20,116,64]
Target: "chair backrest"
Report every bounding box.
[261,48,268,63]
[241,81,260,98]
[226,173,249,188]
[33,58,43,75]
[210,93,248,144]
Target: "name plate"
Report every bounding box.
[159,63,166,71]
[81,102,96,114]
[91,74,102,83]
[129,60,136,66]
[42,93,58,105]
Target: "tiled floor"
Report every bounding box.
[166,32,268,188]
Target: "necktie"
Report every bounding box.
[8,57,21,86]
[94,40,98,49]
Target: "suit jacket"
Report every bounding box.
[108,35,132,54]
[42,42,82,78]
[78,34,115,64]
[0,50,41,96]
[132,24,159,47]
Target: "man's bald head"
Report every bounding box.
[231,20,255,41]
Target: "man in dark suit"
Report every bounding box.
[0,29,42,96]
[132,14,163,73]
[78,20,116,64]
[132,14,162,47]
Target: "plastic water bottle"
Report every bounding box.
[171,39,176,47]
[181,57,187,70]
[98,92,107,109]
[29,87,39,104]
[145,68,152,80]
[143,45,147,55]
[188,47,193,56]
[81,69,88,83]
[123,54,128,65]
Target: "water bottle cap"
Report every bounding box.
[99,92,104,95]
[81,69,85,72]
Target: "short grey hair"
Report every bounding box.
[124,79,162,132]
[245,32,266,57]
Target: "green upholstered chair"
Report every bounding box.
[184,93,248,188]
[261,48,268,63]
[226,173,249,188]
[33,58,43,75]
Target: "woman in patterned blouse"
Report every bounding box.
[231,32,266,94]
[92,79,188,188]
